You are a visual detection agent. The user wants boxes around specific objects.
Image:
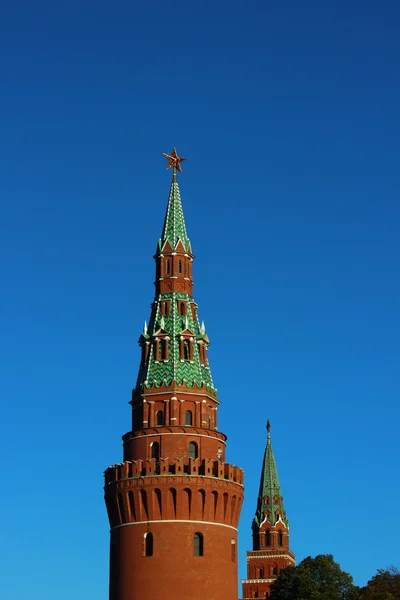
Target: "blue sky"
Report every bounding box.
[1,1,399,598]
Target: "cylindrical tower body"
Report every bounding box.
[104,158,244,600]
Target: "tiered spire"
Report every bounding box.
[253,420,288,528]
[135,150,215,394]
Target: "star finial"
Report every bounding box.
[162,147,186,172]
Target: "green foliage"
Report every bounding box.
[269,554,360,600]
[361,566,400,600]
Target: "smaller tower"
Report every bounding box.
[241,421,295,599]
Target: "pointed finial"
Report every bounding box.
[162,147,186,173]
[185,315,189,330]
[267,419,271,441]
[143,321,148,335]
[160,316,165,330]
[200,320,206,335]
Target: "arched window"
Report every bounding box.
[188,441,198,460]
[185,410,193,426]
[193,532,203,556]
[151,441,160,460]
[156,410,164,426]
[179,301,186,316]
[166,259,171,275]
[231,539,236,562]
[272,566,278,575]
[278,531,283,547]
[183,339,190,360]
[259,567,264,578]
[144,532,153,557]
[265,530,271,546]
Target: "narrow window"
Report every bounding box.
[144,532,153,557]
[185,410,193,426]
[193,532,203,556]
[179,301,186,316]
[151,441,160,460]
[156,410,164,426]
[188,441,198,460]
[208,415,211,429]
[159,339,167,360]
[183,340,190,360]
[166,260,171,274]
[259,567,264,578]
[265,530,271,546]
[231,539,236,562]
[178,259,182,274]
[278,531,283,547]
[272,566,278,575]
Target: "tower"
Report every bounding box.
[241,421,295,599]
[104,149,244,600]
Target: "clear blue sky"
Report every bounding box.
[1,1,399,598]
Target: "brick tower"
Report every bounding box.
[241,421,295,599]
[104,149,244,600]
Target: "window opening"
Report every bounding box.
[144,533,153,557]
[278,531,283,547]
[151,441,160,460]
[178,260,182,274]
[231,539,236,562]
[193,532,203,556]
[183,339,190,360]
[188,441,198,460]
[166,260,171,274]
[156,410,164,426]
[185,410,193,426]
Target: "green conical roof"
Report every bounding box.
[253,421,289,528]
[159,170,190,252]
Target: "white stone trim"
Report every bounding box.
[246,554,295,561]
[242,578,276,583]
[140,390,219,404]
[111,519,238,532]
[137,432,226,445]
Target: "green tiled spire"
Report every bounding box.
[253,420,289,528]
[136,170,216,394]
[159,170,190,252]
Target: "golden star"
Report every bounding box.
[162,147,186,172]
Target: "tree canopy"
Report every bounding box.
[361,567,400,600]
[269,554,360,600]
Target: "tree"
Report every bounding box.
[361,566,400,600]
[269,554,360,600]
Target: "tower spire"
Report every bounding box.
[242,422,295,599]
[159,170,190,251]
[254,419,287,528]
